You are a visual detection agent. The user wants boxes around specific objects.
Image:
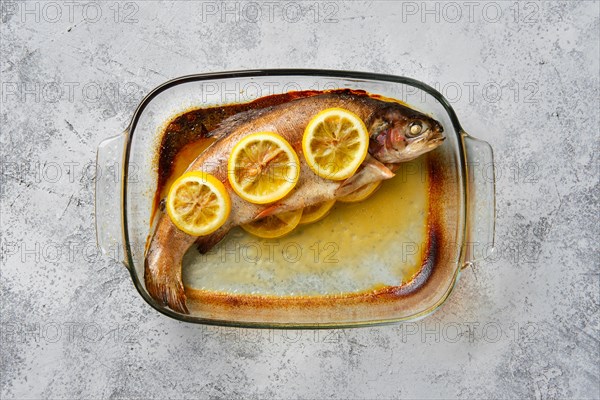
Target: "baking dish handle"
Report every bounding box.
[95,131,128,263]
[462,132,496,266]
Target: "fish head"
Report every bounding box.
[367,104,445,163]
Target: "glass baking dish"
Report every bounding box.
[95,69,495,327]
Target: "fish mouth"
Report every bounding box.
[430,136,445,144]
[428,125,445,146]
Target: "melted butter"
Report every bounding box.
[181,156,430,296]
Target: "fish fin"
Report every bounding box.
[208,108,272,140]
[195,228,229,254]
[335,155,394,197]
[255,204,283,220]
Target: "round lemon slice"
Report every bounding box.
[228,132,300,204]
[166,171,231,236]
[302,108,369,181]
[299,200,336,225]
[241,209,303,239]
[338,181,382,203]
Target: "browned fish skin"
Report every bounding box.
[145,92,444,313]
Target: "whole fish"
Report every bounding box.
[145,91,445,313]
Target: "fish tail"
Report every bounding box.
[144,217,228,314]
[144,254,189,314]
[144,219,191,314]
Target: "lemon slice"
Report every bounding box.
[241,209,303,239]
[166,171,231,236]
[228,132,300,204]
[299,200,336,224]
[338,181,382,203]
[302,108,369,181]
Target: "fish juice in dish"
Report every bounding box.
[145,90,445,314]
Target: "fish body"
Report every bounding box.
[145,91,444,313]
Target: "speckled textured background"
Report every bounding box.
[1,1,598,399]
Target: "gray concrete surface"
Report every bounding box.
[1,1,598,399]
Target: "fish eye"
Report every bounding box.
[407,121,423,137]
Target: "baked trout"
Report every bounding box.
[145,91,444,313]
